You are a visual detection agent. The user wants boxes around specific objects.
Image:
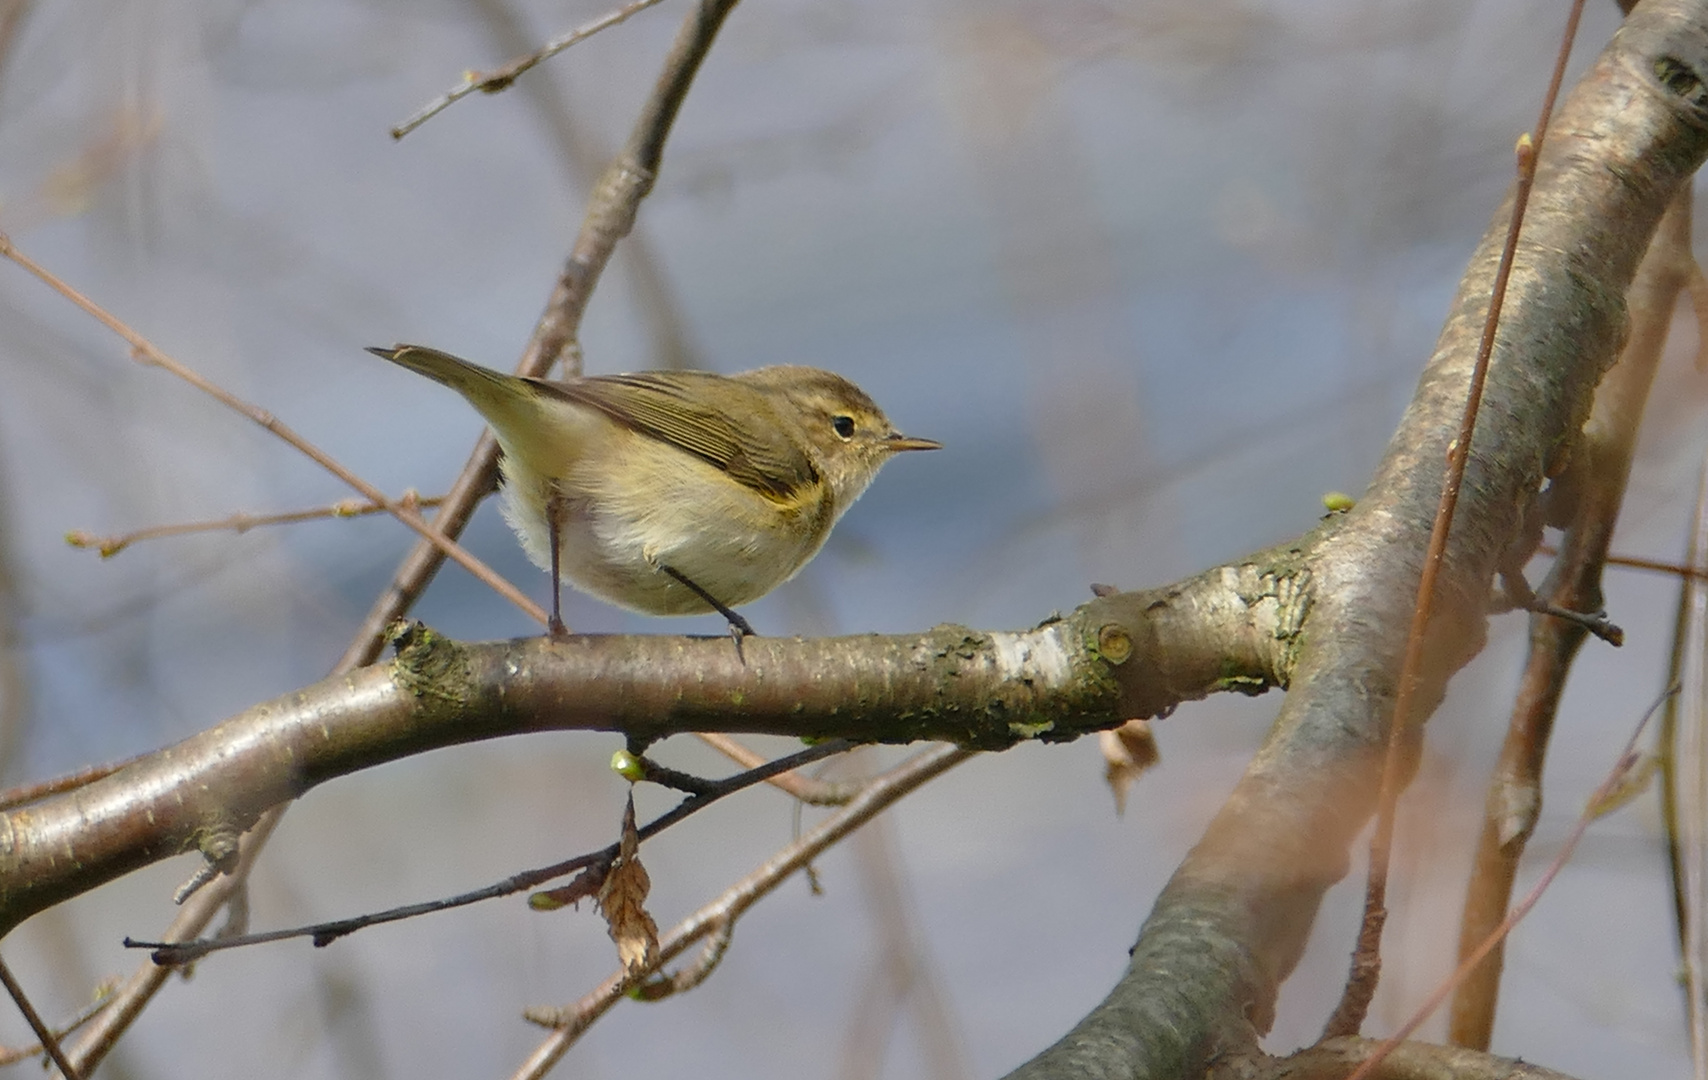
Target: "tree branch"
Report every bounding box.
[1004,3,1708,1076]
[0,553,1306,938]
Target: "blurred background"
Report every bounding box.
[0,0,1705,1076]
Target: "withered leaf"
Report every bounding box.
[1100,719,1160,816]
[597,793,660,976]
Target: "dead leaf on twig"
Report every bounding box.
[1100,719,1159,816]
[597,793,659,976]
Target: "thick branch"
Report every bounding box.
[0,552,1306,937]
[1005,4,1708,1077]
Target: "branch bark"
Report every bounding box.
[0,552,1307,937]
[1004,3,1708,1076]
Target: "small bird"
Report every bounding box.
[368,344,940,639]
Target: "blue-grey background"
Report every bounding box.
[0,1,1703,1077]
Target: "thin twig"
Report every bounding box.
[339,0,742,665]
[0,978,116,1066]
[1345,684,1677,1080]
[1448,184,1694,1047]
[694,732,859,805]
[391,0,668,139]
[1322,0,1588,1037]
[509,744,974,1080]
[0,755,145,811]
[1582,548,1708,583]
[0,233,546,627]
[127,739,854,965]
[0,955,82,1080]
[1676,454,1708,1075]
[63,0,742,1068]
[64,494,444,558]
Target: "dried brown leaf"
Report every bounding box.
[596,794,659,975]
[529,864,607,911]
[1100,719,1159,815]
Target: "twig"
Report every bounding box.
[391,0,668,139]
[0,977,116,1066]
[510,744,974,1079]
[469,0,700,373]
[1583,548,1708,583]
[0,232,546,628]
[693,733,859,805]
[0,955,82,1080]
[1448,184,1694,1047]
[1675,453,1708,1075]
[66,0,739,1068]
[1320,0,1587,1038]
[1344,684,1677,1080]
[339,0,742,665]
[835,804,971,1080]
[0,755,145,812]
[64,493,444,558]
[127,739,854,965]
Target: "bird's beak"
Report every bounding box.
[885,434,942,452]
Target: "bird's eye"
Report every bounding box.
[832,415,856,439]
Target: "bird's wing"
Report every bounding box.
[538,372,819,502]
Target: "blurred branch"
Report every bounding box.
[63,1,745,1072]
[1006,4,1708,1076]
[511,743,974,1079]
[0,956,79,1080]
[64,492,444,558]
[1215,1036,1584,1080]
[0,976,114,1067]
[835,806,972,1080]
[0,233,545,626]
[1674,455,1708,1074]
[1326,0,1587,1039]
[391,0,668,139]
[470,0,698,371]
[0,561,1303,937]
[340,0,741,666]
[1448,186,1696,1049]
[1344,686,1671,1080]
[0,0,29,98]
[0,460,26,784]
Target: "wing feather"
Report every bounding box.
[534,372,818,502]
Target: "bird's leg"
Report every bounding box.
[658,564,756,653]
[546,491,568,641]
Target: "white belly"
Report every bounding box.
[497,440,829,617]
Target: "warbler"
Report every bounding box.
[368,345,940,638]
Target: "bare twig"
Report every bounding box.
[1448,185,1694,1048]
[0,232,545,627]
[56,4,743,1065]
[1321,0,1587,1038]
[1008,5,1708,1074]
[0,977,116,1066]
[0,955,81,1080]
[340,0,742,664]
[694,732,860,805]
[127,739,854,964]
[1344,685,1676,1080]
[64,493,444,558]
[1676,455,1708,1076]
[835,807,971,1080]
[1540,544,1708,583]
[391,0,668,139]
[469,0,699,373]
[0,755,144,812]
[510,744,974,1080]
